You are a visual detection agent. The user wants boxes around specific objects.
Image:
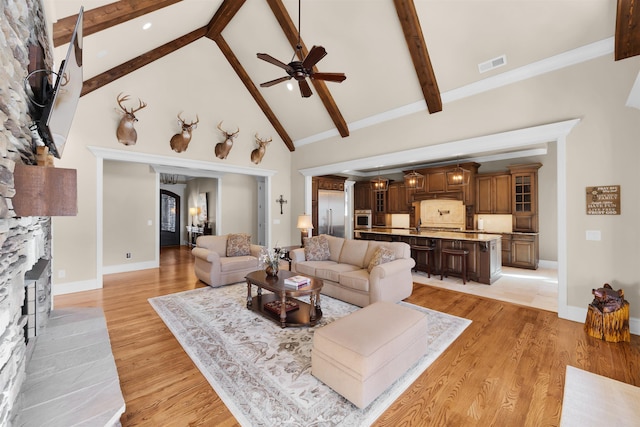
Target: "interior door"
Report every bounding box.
[160,190,180,247]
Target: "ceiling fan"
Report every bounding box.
[257,0,346,98]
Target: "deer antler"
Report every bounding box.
[217,121,239,137]
[131,99,147,113]
[117,93,146,114]
[117,93,130,112]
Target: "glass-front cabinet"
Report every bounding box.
[508,163,541,233]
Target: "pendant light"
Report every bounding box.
[446,163,470,186]
[404,170,425,190]
[371,169,388,192]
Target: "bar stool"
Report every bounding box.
[411,244,435,278]
[440,242,469,284]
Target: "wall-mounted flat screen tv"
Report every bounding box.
[37,6,83,159]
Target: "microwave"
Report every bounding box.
[354,209,372,229]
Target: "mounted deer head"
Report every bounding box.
[250,133,272,164]
[116,93,147,146]
[169,113,199,153]
[214,121,240,159]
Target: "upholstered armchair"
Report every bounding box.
[192,234,263,287]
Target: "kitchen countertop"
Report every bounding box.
[358,228,503,242]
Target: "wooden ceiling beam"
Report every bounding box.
[205,0,246,38]
[615,0,640,60]
[393,0,442,114]
[265,0,350,138]
[211,35,295,152]
[81,27,206,97]
[53,0,182,47]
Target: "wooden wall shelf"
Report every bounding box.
[13,164,77,217]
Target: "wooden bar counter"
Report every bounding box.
[356,228,502,284]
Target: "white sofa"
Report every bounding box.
[192,234,263,287]
[290,234,415,307]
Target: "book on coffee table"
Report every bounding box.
[284,275,310,288]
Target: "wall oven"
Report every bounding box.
[354,209,372,229]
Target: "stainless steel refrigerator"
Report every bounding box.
[318,190,345,237]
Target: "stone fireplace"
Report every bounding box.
[0,0,54,424]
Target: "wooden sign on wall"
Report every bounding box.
[586,185,620,215]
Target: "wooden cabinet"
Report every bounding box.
[500,233,512,266]
[509,164,541,232]
[499,233,538,269]
[426,171,447,193]
[410,162,479,227]
[510,234,539,269]
[372,190,387,226]
[354,181,372,210]
[476,173,512,214]
[387,182,411,214]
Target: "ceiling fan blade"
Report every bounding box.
[259,76,292,87]
[311,72,346,83]
[301,45,327,70]
[257,53,293,72]
[298,79,313,98]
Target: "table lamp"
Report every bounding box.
[189,207,197,227]
[297,214,314,246]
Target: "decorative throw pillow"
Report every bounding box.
[226,233,251,257]
[304,235,330,261]
[367,246,396,273]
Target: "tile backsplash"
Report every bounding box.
[475,214,513,232]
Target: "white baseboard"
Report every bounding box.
[52,279,101,296]
[560,304,639,336]
[102,260,158,275]
[538,259,558,269]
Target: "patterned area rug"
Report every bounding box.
[149,283,471,426]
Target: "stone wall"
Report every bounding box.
[1,0,53,424]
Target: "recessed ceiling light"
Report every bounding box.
[286,82,294,91]
[96,49,108,58]
[142,22,152,30]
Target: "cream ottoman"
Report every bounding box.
[312,301,428,408]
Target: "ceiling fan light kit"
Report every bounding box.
[256,0,345,98]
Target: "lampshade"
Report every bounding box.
[189,207,197,216]
[297,214,314,230]
[371,176,388,192]
[446,164,470,186]
[404,170,425,190]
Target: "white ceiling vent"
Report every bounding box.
[478,54,507,73]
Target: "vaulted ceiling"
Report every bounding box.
[48,0,638,158]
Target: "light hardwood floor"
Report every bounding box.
[54,247,639,426]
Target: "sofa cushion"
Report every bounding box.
[338,269,370,292]
[315,263,361,283]
[364,241,408,266]
[295,260,337,277]
[338,239,370,268]
[367,246,396,273]
[304,235,330,261]
[219,256,258,272]
[196,235,228,256]
[226,233,251,257]
[325,235,345,262]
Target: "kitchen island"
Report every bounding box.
[356,228,502,284]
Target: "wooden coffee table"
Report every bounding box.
[245,270,322,328]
